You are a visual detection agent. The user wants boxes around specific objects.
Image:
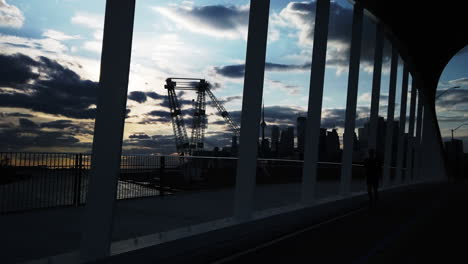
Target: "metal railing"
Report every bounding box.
[0,152,401,214]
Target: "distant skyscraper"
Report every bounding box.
[297,116,306,153]
[279,127,294,156]
[271,125,280,152]
[326,129,340,161]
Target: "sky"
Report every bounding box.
[0,0,467,155]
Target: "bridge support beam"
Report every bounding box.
[396,64,409,183]
[80,0,136,262]
[406,78,417,182]
[382,48,398,187]
[233,0,270,222]
[340,3,363,196]
[301,0,330,205]
[414,90,424,181]
[368,24,384,153]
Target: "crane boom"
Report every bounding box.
[164,78,239,156]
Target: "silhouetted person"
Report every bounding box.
[364,149,381,209]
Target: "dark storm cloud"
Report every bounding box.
[184,5,249,30]
[0,53,39,87]
[223,95,242,103]
[129,133,151,139]
[19,118,38,129]
[436,89,468,108]
[146,91,164,100]
[0,112,33,118]
[214,62,311,78]
[128,91,147,103]
[0,53,98,119]
[122,134,176,155]
[146,110,170,118]
[40,119,75,129]
[0,121,89,151]
[321,106,370,128]
[156,4,249,38]
[40,119,94,136]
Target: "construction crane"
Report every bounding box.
[164,78,240,156]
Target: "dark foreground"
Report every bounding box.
[214,180,468,263]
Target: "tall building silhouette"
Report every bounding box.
[271,125,280,153]
[326,129,340,161]
[279,127,294,157]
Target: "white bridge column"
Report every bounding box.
[233,0,270,222]
[413,90,424,182]
[368,24,384,152]
[382,48,398,187]
[340,3,363,196]
[301,0,330,205]
[80,0,136,262]
[406,78,417,182]
[395,64,409,183]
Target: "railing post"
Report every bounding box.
[78,154,83,205]
[160,156,165,196]
[73,154,79,206]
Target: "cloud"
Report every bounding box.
[321,106,370,128]
[42,29,80,41]
[0,0,24,28]
[0,112,33,118]
[0,53,39,87]
[0,122,87,151]
[71,12,104,53]
[272,1,391,73]
[214,62,310,78]
[122,134,176,155]
[146,91,165,100]
[128,91,147,104]
[448,77,468,86]
[153,3,249,39]
[436,89,468,109]
[40,119,74,129]
[0,53,98,119]
[0,34,69,54]
[437,115,468,123]
[71,12,104,30]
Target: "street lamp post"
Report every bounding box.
[451,123,468,141]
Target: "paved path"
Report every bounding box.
[1,180,367,263]
[212,181,468,263]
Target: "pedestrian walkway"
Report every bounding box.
[0,179,369,263]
